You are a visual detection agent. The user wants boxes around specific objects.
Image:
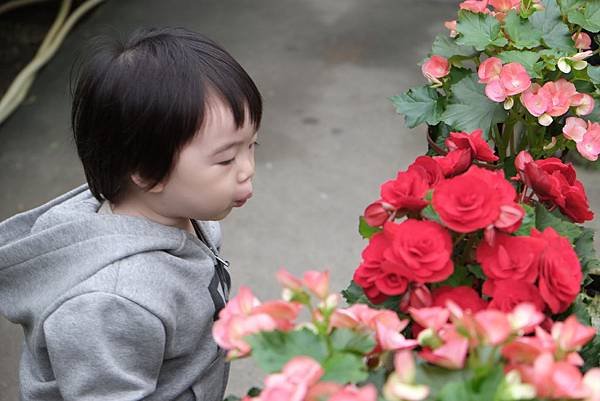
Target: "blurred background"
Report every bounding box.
[0,0,598,400]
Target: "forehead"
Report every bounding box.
[197,99,256,144]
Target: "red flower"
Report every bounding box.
[384,219,454,283]
[532,227,582,314]
[363,200,393,227]
[408,156,444,187]
[432,286,488,312]
[484,279,545,312]
[434,148,472,177]
[521,156,593,223]
[476,232,545,283]
[432,165,510,233]
[445,129,499,163]
[380,169,429,213]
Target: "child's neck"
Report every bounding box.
[110,199,195,235]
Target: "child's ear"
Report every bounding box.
[130,173,165,193]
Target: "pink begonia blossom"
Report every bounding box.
[558,51,594,73]
[563,117,588,143]
[444,20,457,37]
[459,0,490,13]
[328,384,378,401]
[478,57,503,84]
[474,309,512,345]
[303,270,329,299]
[521,79,577,125]
[520,83,549,117]
[257,356,324,401]
[573,32,592,50]
[276,268,304,291]
[583,368,600,401]
[508,303,544,334]
[409,306,450,331]
[419,327,469,369]
[530,353,589,399]
[551,315,597,353]
[212,287,301,358]
[421,55,450,85]
[482,62,531,102]
[490,0,520,11]
[572,93,595,116]
[578,122,600,161]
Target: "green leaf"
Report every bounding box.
[438,264,474,287]
[391,86,444,129]
[421,204,442,224]
[530,0,576,52]
[441,73,507,137]
[330,328,376,354]
[245,329,329,373]
[514,203,536,236]
[467,263,486,280]
[535,204,583,243]
[587,96,600,123]
[504,11,542,49]
[415,361,470,400]
[432,34,479,59]
[587,65,600,85]
[437,380,473,401]
[342,281,371,306]
[567,0,600,32]
[497,50,542,78]
[321,352,368,384]
[359,216,382,240]
[574,227,600,276]
[456,11,509,51]
[448,67,472,85]
[581,331,600,372]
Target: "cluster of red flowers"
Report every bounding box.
[355,129,593,316]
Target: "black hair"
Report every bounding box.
[71,27,262,202]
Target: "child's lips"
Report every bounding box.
[234,193,253,207]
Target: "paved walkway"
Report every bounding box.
[1,1,598,399]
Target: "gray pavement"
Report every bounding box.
[1,1,598,400]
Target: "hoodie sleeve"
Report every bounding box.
[43,292,166,401]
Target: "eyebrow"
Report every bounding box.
[212,133,258,155]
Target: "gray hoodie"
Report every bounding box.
[0,185,231,401]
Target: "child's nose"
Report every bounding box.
[237,156,255,183]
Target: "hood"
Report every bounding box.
[0,185,197,326]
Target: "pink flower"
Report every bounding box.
[530,353,589,399]
[500,63,531,96]
[259,356,324,401]
[545,79,577,117]
[328,384,378,401]
[444,20,458,38]
[551,315,596,353]
[373,311,419,351]
[478,57,503,84]
[490,0,520,11]
[460,0,490,13]
[521,83,550,117]
[474,309,512,345]
[573,32,592,50]
[277,268,304,291]
[303,270,329,299]
[420,327,469,369]
[421,55,450,85]
[508,303,545,333]
[485,78,508,102]
[409,306,450,331]
[583,368,600,401]
[445,129,499,162]
[212,287,301,358]
[563,117,588,142]
[578,122,600,161]
[571,93,595,116]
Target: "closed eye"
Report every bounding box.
[218,158,235,165]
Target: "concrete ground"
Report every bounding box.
[1,1,598,400]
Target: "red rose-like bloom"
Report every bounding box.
[523,158,593,223]
[432,286,488,312]
[476,232,545,283]
[363,200,392,227]
[408,156,444,187]
[445,129,499,163]
[432,165,509,233]
[353,224,411,302]
[484,279,545,312]
[383,219,453,283]
[380,169,429,212]
[434,148,472,177]
[532,227,582,314]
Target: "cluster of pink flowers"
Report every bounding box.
[459,0,541,17]
[478,57,531,105]
[563,117,600,161]
[242,356,377,401]
[421,55,450,86]
[212,286,302,359]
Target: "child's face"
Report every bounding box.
[156,100,257,221]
